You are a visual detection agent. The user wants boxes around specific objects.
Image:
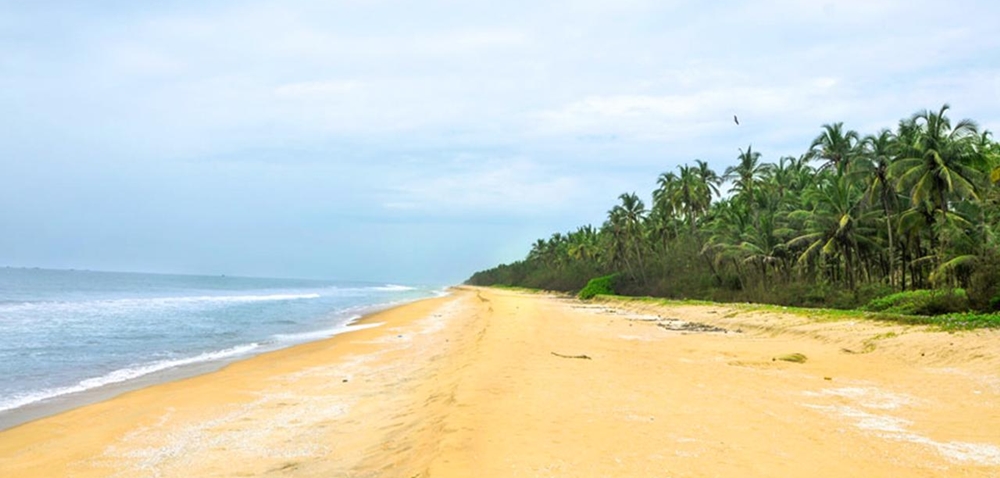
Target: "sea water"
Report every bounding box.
[0,268,442,424]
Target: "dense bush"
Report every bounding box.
[967,248,1000,311]
[578,274,620,299]
[863,289,970,316]
[853,283,896,308]
[467,260,601,292]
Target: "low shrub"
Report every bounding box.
[578,274,620,300]
[863,289,969,316]
[990,295,1000,312]
[853,283,895,307]
[768,283,859,309]
[933,312,1000,329]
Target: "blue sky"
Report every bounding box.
[1,0,998,284]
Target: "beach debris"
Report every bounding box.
[625,317,660,322]
[269,462,301,473]
[775,353,808,363]
[824,376,833,381]
[841,340,878,355]
[551,352,592,360]
[656,319,730,333]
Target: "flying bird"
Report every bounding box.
[733,114,740,125]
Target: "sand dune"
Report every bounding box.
[2,287,998,477]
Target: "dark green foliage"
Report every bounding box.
[854,283,897,308]
[967,248,1000,311]
[466,259,601,292]
[863,289,969,315]
[769,283,859,310]
[466,105,1000,327]
[578,274,619,299]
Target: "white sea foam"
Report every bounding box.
[0,343,261,414]
[372,284,417,291]
[0,269,444,431]
[0,293,322,316]
[270,316,377,342]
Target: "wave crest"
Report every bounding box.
[0,343,260,413]
[0,293,322,316]
[372,284,417,291]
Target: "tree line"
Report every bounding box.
[467,105,1000,310]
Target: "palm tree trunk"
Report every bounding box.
[886,214,895,288]
[660,236,670,279]
[732,259,746,291]
[901,243,908,290]
[883,195,896,289]
[702,253,723,286]
[937,188,949,278]
[845,248,856,290]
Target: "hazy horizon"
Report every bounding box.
[0,264,440,286]
[3,1,998,284]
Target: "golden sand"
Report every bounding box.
[2,287,999,477]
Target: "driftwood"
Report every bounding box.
[656,320,730,333]
[551,352,592,360]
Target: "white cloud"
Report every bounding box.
[4,0,1000,280]
[530,78,847,144]
[382,158,583,217]
[274,80,363,99]
[12,0,996,160]
[410,28,530,55]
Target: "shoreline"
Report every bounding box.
[3,287,999,477]
[1,290,461,477]
[0,293,444,432]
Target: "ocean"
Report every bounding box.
[0,268,442,427]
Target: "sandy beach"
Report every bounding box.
[2,287,999,477]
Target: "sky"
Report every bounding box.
[1,0,998,285]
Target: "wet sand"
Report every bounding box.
[2,287,998,477]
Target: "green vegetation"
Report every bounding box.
[467,105,1000,328]
[578,274,619,299]
[488,284,547,294]
[591,293,995,330]
[932,312,1000,330]
[863,289,968,315]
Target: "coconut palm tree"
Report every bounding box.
[566,226,601,263]
[890,104,984,269]
[608,193,649,282]
[671,165,703,233]
[788,172,876,289]
[693,159,722,208]
[853,129,900,286]
[809,122,861,175]
[703,199,754,290]
[724,145,765,204]
[653,172,679,217]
